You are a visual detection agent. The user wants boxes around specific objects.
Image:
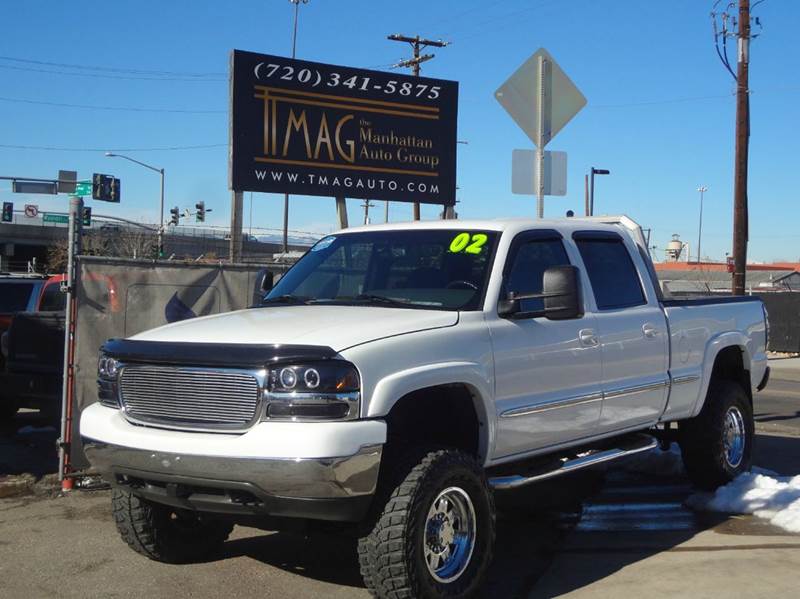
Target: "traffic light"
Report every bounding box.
[169,206,180,226]
[92,174,121,202]
[109,177,120,202]
[195,201,205,223]
[1,202,12,223]
[82,207,92,227]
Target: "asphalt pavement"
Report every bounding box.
[1,361,798,597]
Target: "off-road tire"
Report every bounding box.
[679,380,754,490]
[358,447,495,598]
[111,489,233,563]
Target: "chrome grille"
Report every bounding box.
[119,365,261,430]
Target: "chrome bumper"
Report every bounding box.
[83,438,382,521]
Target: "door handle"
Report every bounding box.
[579,329,599,347]
[642,323,660,338]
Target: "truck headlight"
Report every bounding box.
[97,352,121,409]
[265,361,360,421]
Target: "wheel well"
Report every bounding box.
[711,345,751,402]
[384,384,483,458]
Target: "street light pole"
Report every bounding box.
[697,185,708,263]
[105,152,165,256]
[589,167,610,216]
[283,0,309,254]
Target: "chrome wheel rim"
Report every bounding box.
[423,486,477,583]
[723,406,746,468]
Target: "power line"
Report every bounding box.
[0,96,225,114]
[591,92,735,108]
[0,63,226,82]
[442,0,562,41]
[0,143,226,152]
[0,55,225,77]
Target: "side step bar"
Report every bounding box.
[488,434,658,491]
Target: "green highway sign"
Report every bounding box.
[74,180,92,196]
[43,213,69,224]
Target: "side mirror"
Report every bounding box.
[259,270,274,294]
[497,265,583,320]
[542,265,582,320]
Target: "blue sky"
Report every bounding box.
[1,0,797,261]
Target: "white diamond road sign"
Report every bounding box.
[495,48,586,148]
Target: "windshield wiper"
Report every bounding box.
[332,294,416,307]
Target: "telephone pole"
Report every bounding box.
[732,0,750,295]
[714,0,754,295]
[361,199,376,225]
[387,33,449,221]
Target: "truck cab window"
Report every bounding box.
[502,239,570,313]
[39,284,67,312]
[575,237,645,309]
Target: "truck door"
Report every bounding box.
[572,231,669,432]
[490,230,603,458]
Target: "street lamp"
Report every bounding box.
[105,152,165,256]
[697,185,708,263]
[281,0,310,254]
[589,167,610,216]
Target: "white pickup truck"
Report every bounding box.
[81,216,769,598]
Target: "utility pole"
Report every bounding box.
[361,199,376,225]
[697,185,708,263]
[732,0,750,295]
[388,33,449,221]
[714,0,755,295]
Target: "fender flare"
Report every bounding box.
[366,361,494,461]
[690,331,752,418]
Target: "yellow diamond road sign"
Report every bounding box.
[495,48,586,148]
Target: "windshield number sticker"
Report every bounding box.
[449,232,488,255]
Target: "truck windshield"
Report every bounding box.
[265,229,499,310]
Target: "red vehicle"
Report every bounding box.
[1,272,120,421]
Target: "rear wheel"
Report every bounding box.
[358,447,495,598]
[112,489,233,563]
[679,380,754,490]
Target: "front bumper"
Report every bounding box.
[80,403,386,521]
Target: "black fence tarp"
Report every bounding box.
[71,257,270,468]
[757,293,800,353]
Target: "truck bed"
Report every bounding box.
[661,295,768,421]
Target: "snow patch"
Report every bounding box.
[687,472,800,533]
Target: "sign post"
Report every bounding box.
[58,195,83,491]
[496,48,586,217]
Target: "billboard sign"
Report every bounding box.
[230,49,459,206]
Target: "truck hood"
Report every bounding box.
[130,305,458,352]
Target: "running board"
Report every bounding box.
[488,434,658,491]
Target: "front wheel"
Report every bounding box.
[358,448,495,598]
[679,380,754,490]
[112,489,233,563]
